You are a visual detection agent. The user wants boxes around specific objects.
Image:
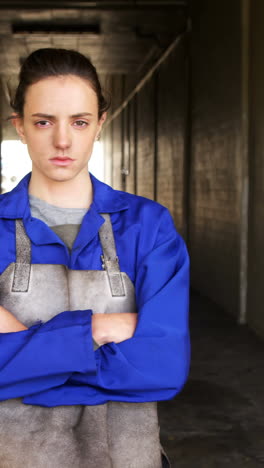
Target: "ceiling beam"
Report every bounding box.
[0,1,188,10]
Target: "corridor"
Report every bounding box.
[0,1,263,467]
[159,293,264,467]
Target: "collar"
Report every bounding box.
[90,173,129,214]
[0,172,129,219]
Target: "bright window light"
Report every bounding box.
[1,140,105,193]
[1,140,32,193]
[88,141,105,182]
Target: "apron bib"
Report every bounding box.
[0,216,163,468]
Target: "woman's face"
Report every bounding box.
[13,74,106,184]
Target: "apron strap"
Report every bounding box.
[99,214,125,297]
[12,219,31,292]
[12,215,125,297]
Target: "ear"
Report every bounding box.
[11,114,27,144]
[96,112,107,138]
[99,112,107,125]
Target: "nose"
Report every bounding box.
[53,123,71,150]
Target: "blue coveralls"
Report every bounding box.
[0,172,190,406]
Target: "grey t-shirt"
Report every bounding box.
[29,194,87,250]
[29,194,100,348]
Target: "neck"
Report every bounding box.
[28,171,93,209]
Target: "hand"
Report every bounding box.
[0,306,28,333]
[92,313,137,346]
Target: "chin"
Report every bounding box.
[43,167,87,184]
[47,174,77,183]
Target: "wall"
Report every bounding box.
[104,0,243,318]
[156,42,187,236]
[136,77,156,200]
[189,0,242,317]
[104,40,188,239]
[106,0,243,316]
[247,0,264,337]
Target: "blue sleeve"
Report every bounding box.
[0,310,96,401]
[24,209,190,407]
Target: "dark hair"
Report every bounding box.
[11,48,110,118]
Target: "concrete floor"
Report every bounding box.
[159,292,264,468]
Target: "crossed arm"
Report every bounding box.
[0,305,137,345]
[0,208,190,405]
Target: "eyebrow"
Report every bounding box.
[31,112,94,118]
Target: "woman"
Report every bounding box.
[0,48,190,467]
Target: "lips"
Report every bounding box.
[49,157,75,167]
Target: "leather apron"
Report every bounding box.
[0,215,164,468]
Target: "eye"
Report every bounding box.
[35,120,51,128]
[73,120,88,128]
